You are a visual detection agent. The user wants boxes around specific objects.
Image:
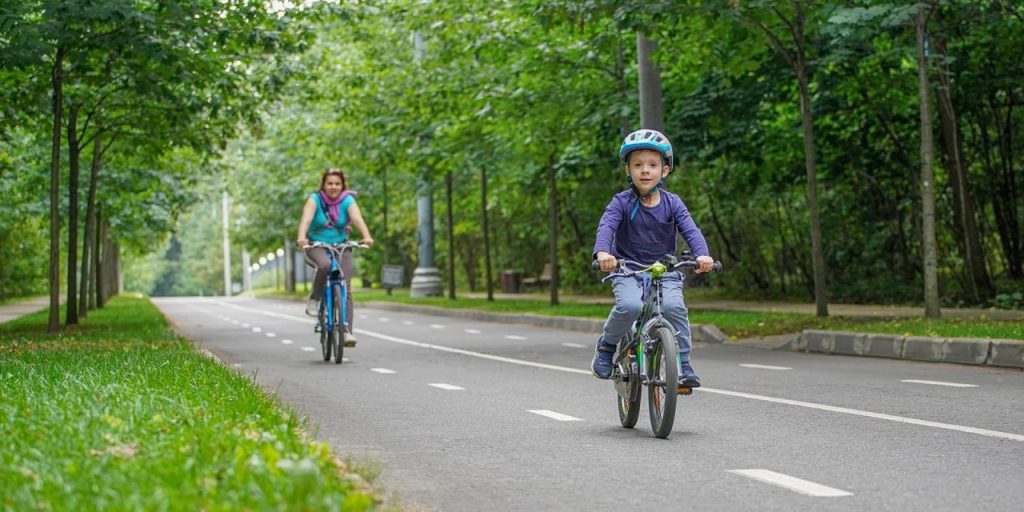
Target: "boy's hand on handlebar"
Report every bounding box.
[596,252,617,273]
[695,255,714,273]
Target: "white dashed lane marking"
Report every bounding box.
[266,332,276,338]
[301,347,315,352]
[901,379,978,388]
[252,327,262,332]
[528,410,583,422]
[403,321,414,325]
[505,335,527,341]
[727,469,852,497]
[562,342,586,348]
[242,323,250,328]
[371,368,397,374]
[465,329,481,334]
[282,339,294,345]
[430,324,445,329]
[740,364,792,371]
[429,383,465,391]
[378,317,390,322]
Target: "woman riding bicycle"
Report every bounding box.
[592,129,714,386]
[296,168,374,344]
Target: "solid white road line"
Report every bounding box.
[562,342,586,348]
[215,302,1024,443]
[465,329,481,334]
[528,410,583,422]
[505,335,527,340]
[371,368,396,374]
[901,379,978,388]
[740,363,792,371]
[429,383,465,391]
[727,469,852,497]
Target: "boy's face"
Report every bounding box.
[625,149,669,195]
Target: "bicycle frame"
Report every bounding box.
[611,268,679,385]
[311,241,360,335]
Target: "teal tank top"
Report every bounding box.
[308,192,356,243]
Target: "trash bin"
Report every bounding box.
[500,270,522,293]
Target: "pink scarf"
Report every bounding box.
[318,190,356,228]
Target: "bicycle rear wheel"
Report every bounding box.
[319,299,331,361]
[647,326,679,439]
[332,283,344,364]
[616,342,642,428]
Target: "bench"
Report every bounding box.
[522,263,552,289]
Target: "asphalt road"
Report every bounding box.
[153,296,1024,512]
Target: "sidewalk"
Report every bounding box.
[0,296,51,325]
[461,291,1024,321]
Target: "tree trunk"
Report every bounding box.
[796,64,829,317]
[445,172,455,299]
[637,32,664,133]
[481,167,494,301]
[79,135,101,317]
[917,10,941,318]
[48,47,65,334]
[96,214,105,308]
[65,104,81,326]
[547,155,560,306]
[932,35,993,302]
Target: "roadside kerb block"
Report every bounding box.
[862,333,905,359]
[986,339,1024,368]
[799,330,832,353]
[695,324,728,344]
[830,331,867,356]
[941,338,991,365]
[902,336,946,363]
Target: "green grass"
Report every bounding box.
[0,296,377,511]
[251,286,1024,340]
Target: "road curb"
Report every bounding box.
[795,329,1024,368]
[359,301,730,344]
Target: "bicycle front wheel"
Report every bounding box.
[332,283,344,364]
[647,326,679,439]
[319,300,331,362]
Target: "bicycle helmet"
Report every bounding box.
[619,129,673,171]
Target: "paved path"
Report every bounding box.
[155,296,1024,512]
[0,296,50,324]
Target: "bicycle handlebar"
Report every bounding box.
[591,257,722,280]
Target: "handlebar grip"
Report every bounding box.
[712,261,723,273]
[591,260,600,271]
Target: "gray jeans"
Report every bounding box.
[304,246,354,333]
[600,272,693,362]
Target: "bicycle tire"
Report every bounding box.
[332,283,344,364]
[647,326,679,439]
[319,299,331,361]
[616,342,642,429]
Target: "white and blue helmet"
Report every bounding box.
[619,129,673,171]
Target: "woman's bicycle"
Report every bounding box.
[308,241,365,364]
[594,253,721,438]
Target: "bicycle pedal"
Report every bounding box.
[677,387,693,395]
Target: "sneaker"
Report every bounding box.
[305,298,318,317]
[342,331,357,347]
[591,338,616,379]
[679,361,701,388]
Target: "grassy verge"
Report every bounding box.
[252,287,1024,340]
[0,296,377,511]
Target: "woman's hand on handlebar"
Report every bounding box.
[360,237,374,248]
[297,238,310,249]
[595,251,617,273]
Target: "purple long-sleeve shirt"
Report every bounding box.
[593,189,709,264]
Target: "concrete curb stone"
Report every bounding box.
[795,329,1023,369]
[360,301,728,344]
[987,340,1024,368]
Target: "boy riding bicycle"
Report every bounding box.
[592,129,714,387]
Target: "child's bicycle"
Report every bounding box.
[593,253,722,438]
[308,240,366,364]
